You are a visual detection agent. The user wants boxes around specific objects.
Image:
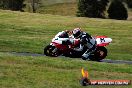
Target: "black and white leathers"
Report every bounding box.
[77,32,96,60]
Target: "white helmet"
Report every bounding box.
[72,28,82,38]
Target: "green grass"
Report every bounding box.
[0,52,132,88]
[0,1,132,88]
[40,0,76,6]
[0,10,132,88]
[0,10,132,61]
[37,2,77,16]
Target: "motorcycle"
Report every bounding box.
[44,33,112,61]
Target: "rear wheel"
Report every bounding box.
[94,46,107,61]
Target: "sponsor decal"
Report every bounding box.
[80,68,131,86]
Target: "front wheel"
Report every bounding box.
[44,45,61,57]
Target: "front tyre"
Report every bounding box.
[44,45,52,56]
[44,45,60,57]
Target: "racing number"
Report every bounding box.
[100,38,105,42]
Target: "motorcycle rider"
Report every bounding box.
[72,28,96,60]
[53,30,74,45]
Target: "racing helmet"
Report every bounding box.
[72,28,82,38]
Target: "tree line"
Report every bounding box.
[77,0,132,20]
[0,0,25,11]
[0,0,132,20]
[0,0,41,12]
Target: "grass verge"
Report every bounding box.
[0,52,132,88]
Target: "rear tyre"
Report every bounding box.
[94,46,107,61]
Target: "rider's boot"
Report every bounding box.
[82,53,90,60]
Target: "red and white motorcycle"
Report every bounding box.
[44,33,112,61]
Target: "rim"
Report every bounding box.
[49,47,59,57]
[99,50,105,57]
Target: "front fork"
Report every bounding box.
[52,47,58,53]
[50,43,58,55]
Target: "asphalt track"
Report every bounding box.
[7,52,132,65]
